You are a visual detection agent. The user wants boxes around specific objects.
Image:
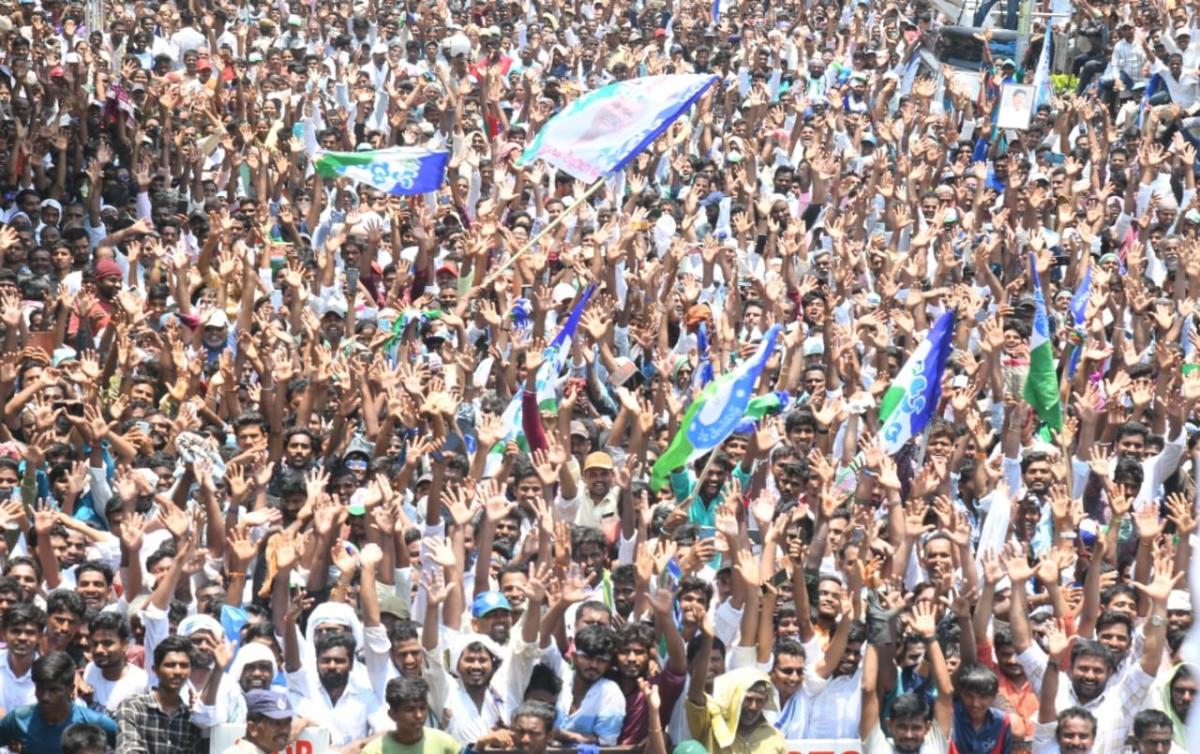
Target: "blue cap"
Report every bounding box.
[245,689,294,719]
[471,591,512,618]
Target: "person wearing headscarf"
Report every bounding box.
[1148,663,1196,753]
[192,642,281,727]
[300,599,382,691]
[685,617,785,754]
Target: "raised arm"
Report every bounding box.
[911,601,954,737]
[687,612,716,706]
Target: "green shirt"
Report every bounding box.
[361,729,460,754]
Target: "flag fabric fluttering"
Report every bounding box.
[313,147,449,195]
[878,310,956,455]
[1066,260,1092,378]
[488,286,597,464]
[1032,26,1054,111]
[692,323,715,393]
[729,392,793,435]
[651,325,783,490]
[517,74,718,182]
[1024,255,1064,431]
[1136,73,1164,129]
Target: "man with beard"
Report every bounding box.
[552,624,625,745]
[173,613,224,699]
[686,613,784,753]
[115,635,205,754]
[224,690,295,754]
[613,588,687,744]
[67,259,121,336]
[794,599,865,740]
[471,489,523,605]
[470,592,514,646]
[73,561,119,613]
[1011,548,1171,754]
[0,652,116,754]
[860,601,953,754]
[284,629,377,747]
[1151,664,1195,752]
[556,451,620,536]
[363,677,458,754]
[194,639,280,726]
[667,452,734,528]
[420,566,541,744]
[81,612,146,713]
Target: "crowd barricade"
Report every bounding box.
[783,740,864,754]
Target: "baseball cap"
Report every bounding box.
[583,451,613,472]
[245,689,294,719]
[569,420,589,438]
[380,595,410,619]
[204,309,230,329]
[471,591,512,618]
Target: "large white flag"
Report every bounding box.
[518,74,718,182]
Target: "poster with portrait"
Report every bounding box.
[996,83,1035,130]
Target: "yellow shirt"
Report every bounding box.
[360,729,459,754]
[684,698,787,754]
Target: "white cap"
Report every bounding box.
[552,282,576,303]
[447,33,471,57]
[205,309,229,329]
[1167,589,1191,611]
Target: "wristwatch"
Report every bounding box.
[1150,614,1167,627]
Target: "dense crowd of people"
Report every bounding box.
[0,1,1197,754]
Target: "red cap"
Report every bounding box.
[436,262,459,279]
[95,259,123,280]
[654,28,667,39]
[48,66,65,78]
[196,57,213,71]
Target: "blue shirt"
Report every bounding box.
[0,702,117,754]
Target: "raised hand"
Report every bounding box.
[424,536,457,569]
[1044,619,1071,663]
[359,543,384,569]
[1001,544,1035,583]
[909,599,939,639]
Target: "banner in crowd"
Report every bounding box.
[313,147,449,195]
[782,741,864,754]
[518,73,718,182]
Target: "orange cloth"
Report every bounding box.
[976,639,1038,741]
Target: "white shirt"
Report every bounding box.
[864,719,950,754]
[286,669,378,746]
[0,650,35,713]
[803,666,863,739]
[84,661,148,712]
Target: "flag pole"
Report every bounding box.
[482,178,606,286]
